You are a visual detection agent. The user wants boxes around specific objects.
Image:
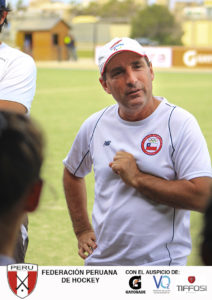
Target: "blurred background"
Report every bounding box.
[2,1,212,266]
[3,0,212,69]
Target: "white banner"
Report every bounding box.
[144,47,172,68]
[1,265,212,299]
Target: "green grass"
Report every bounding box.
[26,67,212,266]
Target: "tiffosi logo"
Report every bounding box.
[177,275,207,293]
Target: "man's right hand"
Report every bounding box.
[77,230,97,259]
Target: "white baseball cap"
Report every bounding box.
[97,37,149,76]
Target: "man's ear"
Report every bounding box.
[24,179,43,213]
[149,62,154,81]
[99,77,112,95]
[0,11,8,25]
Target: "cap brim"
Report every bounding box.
[101,50,148,76]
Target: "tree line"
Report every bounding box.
[71,0,183,45]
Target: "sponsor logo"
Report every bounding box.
[154,275,170,289]
[125,276,146,294]
[177,275,207,293]
[188,276,195,284]
[141,134,163,155]
[153,275,171,294]
[129,276,141,290]
[7,264,38,299]
[183,50,212,67]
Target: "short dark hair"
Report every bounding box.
[101,55,151,81]
[0,111,44,216]
[0,4,11,33]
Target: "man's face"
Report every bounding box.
[100,51,154,120]
[0,10,7,26]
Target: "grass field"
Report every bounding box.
[26,66,212,266]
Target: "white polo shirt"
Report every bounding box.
[0,42,36,113]
[64,97,212,266]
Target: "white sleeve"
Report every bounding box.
[0,54,36,113]
[173,115,212,180]
[63,120,93,178]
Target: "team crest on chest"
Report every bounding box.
[141,134,163,155]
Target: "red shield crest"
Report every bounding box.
[188,276,195,284]
[7,264,38,298]
[141,134,163,156]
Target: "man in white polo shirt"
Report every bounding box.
[63,37,212,266]
[0,0,36,113]
[0,0,37,262]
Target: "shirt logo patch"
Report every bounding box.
[141,134,163,155]
[103,141,111,146]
